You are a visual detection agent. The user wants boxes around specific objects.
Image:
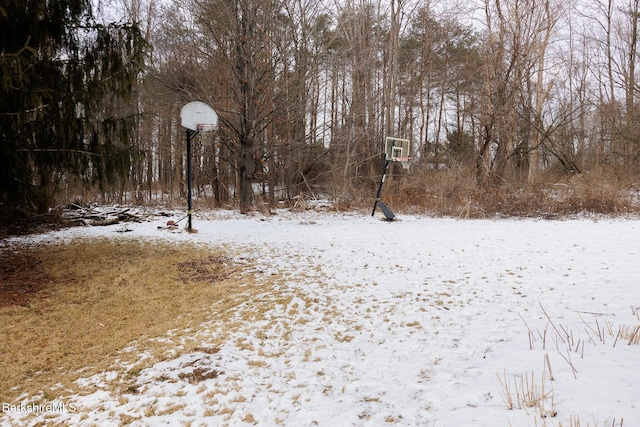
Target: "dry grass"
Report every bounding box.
[497,369,556,417]
[0,238,266,403]
[555,415,625,427]
[372,165,640,218]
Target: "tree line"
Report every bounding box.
[2,0,640,216]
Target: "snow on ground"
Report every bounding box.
[2,209,639,426]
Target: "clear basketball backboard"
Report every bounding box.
[384,137,410,161]
[181,101,218,131]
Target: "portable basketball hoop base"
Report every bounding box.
[181,102,218,232]
[371,137,413,221]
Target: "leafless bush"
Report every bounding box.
[373,164,640,218]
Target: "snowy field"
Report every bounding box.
[2,209,639,426]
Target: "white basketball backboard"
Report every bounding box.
[384,137,410,161]
[181,101,218,131]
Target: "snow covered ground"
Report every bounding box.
[2,209,639,426]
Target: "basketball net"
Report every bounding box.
[396,156,413,170]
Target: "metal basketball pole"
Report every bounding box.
[186,129,199,231]
[371,159,390,216]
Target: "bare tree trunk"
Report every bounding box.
[233,0,265,213]
[527,0,556,186]
[624,0,639,176]
[384,0,402,137]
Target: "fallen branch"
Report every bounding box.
[86,217,120,226]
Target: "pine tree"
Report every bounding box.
[0,0,146,213]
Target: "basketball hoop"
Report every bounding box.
[396,156,414,170]
[181,101,219,232]
[372,136,412,220]
[181,101,218,132]
[197,123,217,132]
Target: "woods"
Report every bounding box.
[3,0,640,216]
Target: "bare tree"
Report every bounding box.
[331,0,382,194]
[526,0,561,185]
[619,0,640,175]
[475,0,562,186]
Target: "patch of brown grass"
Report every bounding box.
[0,238,263,403]
[178,367,225,384]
